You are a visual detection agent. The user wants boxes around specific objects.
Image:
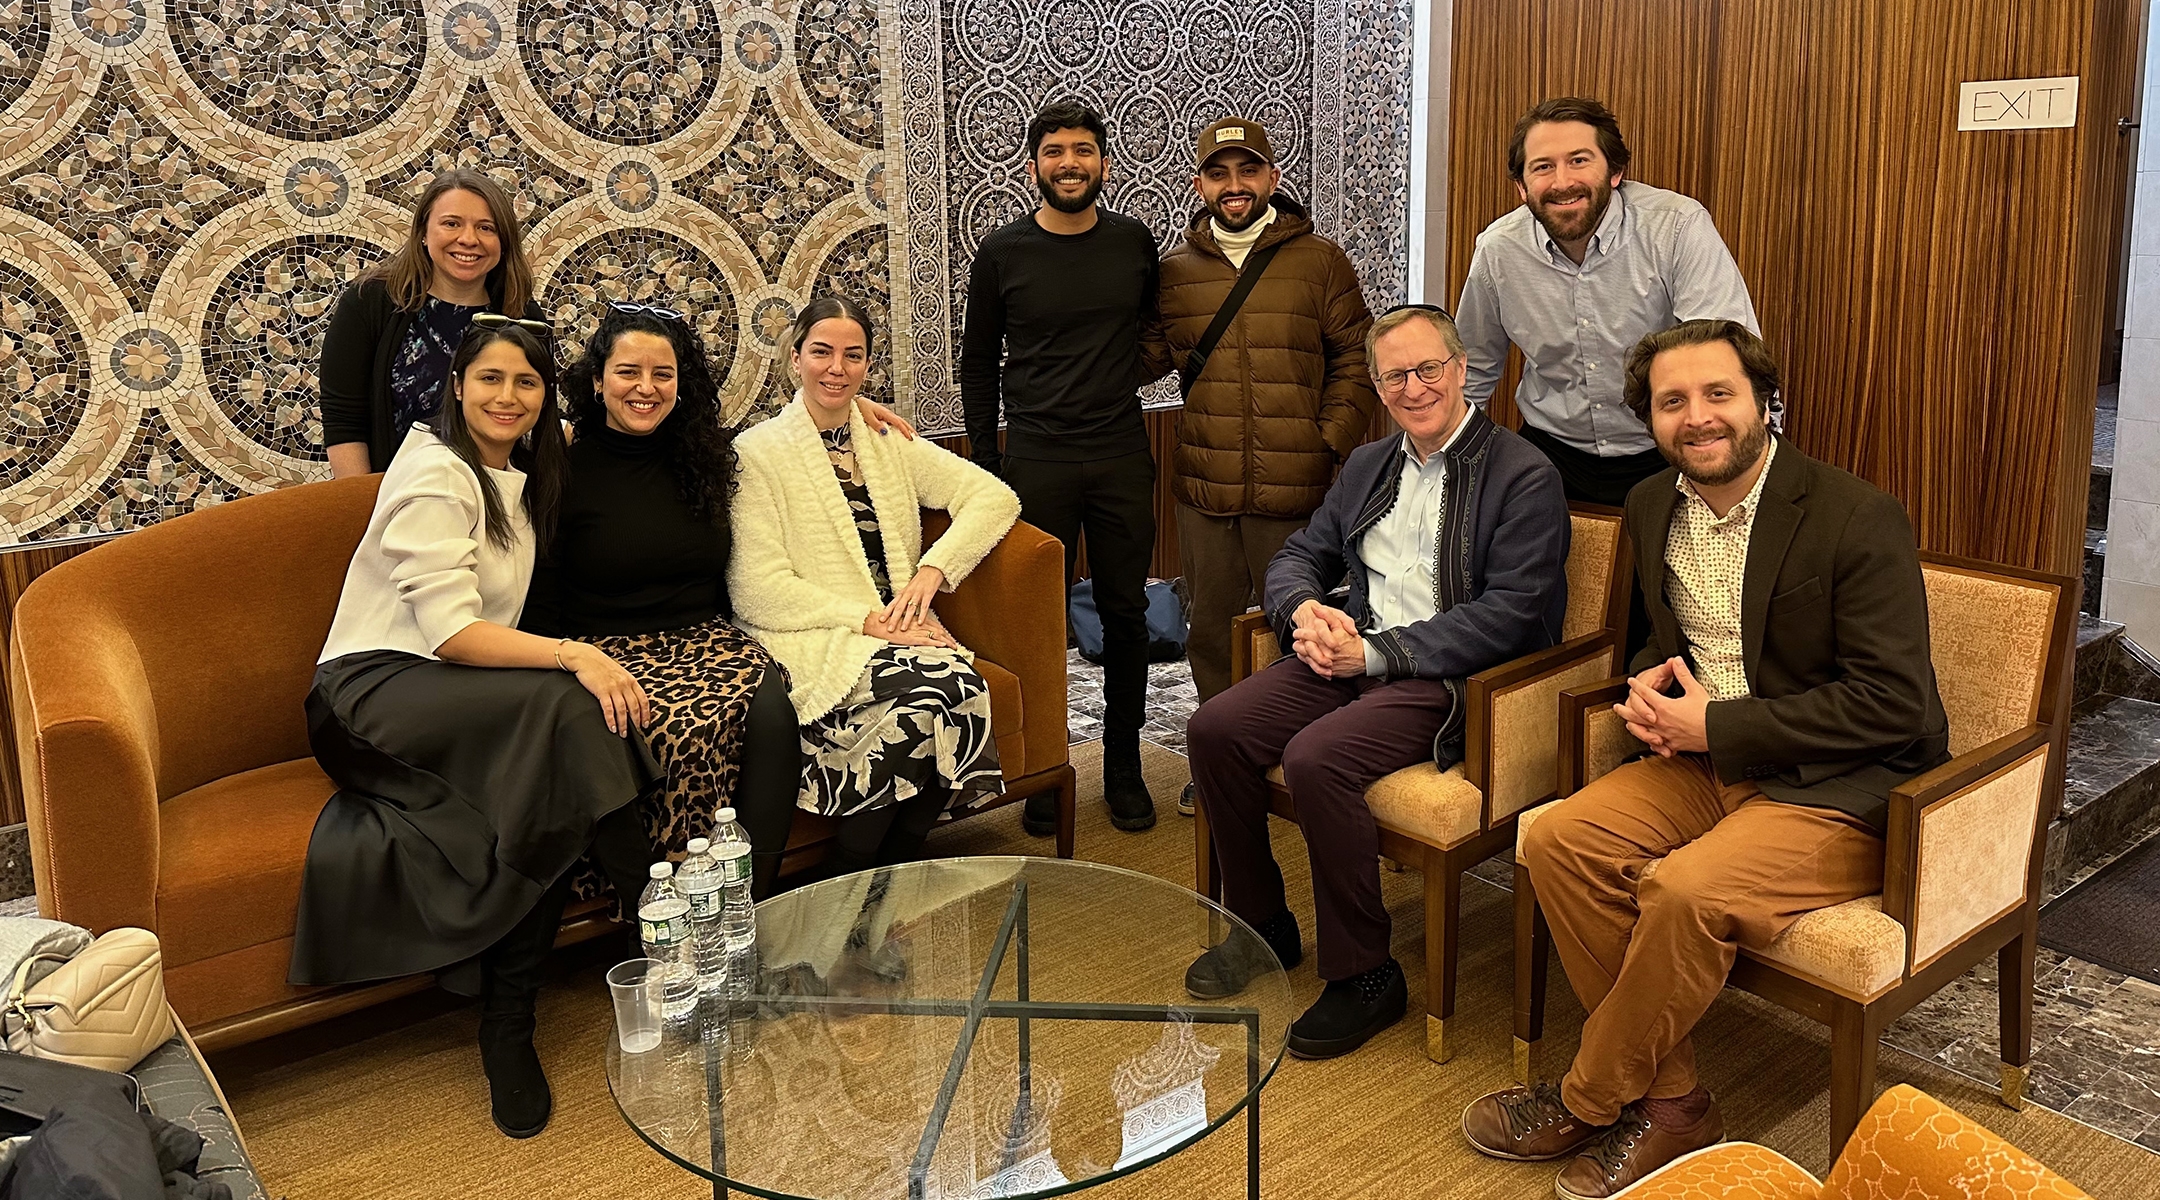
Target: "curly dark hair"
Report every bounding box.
[560,306,734,524]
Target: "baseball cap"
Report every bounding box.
[1196,118,1276,169]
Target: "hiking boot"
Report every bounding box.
[1554,1097,1723,1199]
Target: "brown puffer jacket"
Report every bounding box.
[1144,196,1378,519]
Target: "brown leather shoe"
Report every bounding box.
[1460,1082,1610,1161]
[1554,1097,1724,1199]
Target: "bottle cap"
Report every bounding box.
[717,806,737,822]
[649,862,672,879]
[687,837,710,854]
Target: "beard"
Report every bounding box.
[1036,166,1104,214]
[1661,413,1771,489]
[1529,176,1614,245]
[1207,185,1275,232]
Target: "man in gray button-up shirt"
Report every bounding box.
[1456,96,1758,508]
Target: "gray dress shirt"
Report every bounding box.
[1356,418,1470,675]
[1455,182,1758,457]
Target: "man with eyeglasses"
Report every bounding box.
[1182,304,1569,1059]
[1142,117,1379,820]
[1456,97,1757,506]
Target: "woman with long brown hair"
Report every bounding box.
[320,169,545,476]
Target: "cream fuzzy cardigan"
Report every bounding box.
[730,395,1021,722]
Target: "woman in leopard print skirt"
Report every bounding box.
[523,303,913,898]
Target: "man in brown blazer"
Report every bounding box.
[1459,319,1949,1199]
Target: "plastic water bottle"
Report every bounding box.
[712,807,757,954]
[677,837,727,998]
[637,862,696,1024]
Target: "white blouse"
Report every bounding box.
[319,427,535,665]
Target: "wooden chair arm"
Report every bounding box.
[1558,678,1630,798]
[1229,609,1275,687]
[1463,631,1618,815]
[1881,726,2053,971]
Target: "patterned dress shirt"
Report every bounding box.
[1663,438,1777,700]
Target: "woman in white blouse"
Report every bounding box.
[731,297,1020,877]
[290,320,659,1141]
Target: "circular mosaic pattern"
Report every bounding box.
[1186,6,1237,75]
[690,96,850,267]
[795,0,882,148]
[540,229,739,370]
[604,159,663,214]
[1250,95,1303,171]
[1249,9,1307,81]
[45,412,246,537]
[169,0,427,141]
[1112,93,1174,166]
[200,237,387,461]
[808,226,892,398]
[745,292,796,354]
[1041,0,1101,71]
[951,0,1024,66]
[1116,184,1178,252]
[0,266,92,493]
[958,184,1026,258]
[734,19,782,73]
[0,0,51,113]
[281,156,352,218]
[106,325,183,391]
[68,0,147,47]
[955,87,1028,164]
[1110,0,1172,73]
[521,0,721,145]
[441,2,504,62]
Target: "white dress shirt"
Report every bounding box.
[1455,182,1758,457]
[1357,416,1472,675]
[319,426,533,664]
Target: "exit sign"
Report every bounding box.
[1958,77,2079,130]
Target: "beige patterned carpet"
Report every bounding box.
[211,742,2160,1198]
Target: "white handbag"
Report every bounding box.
[3,926,176,1073]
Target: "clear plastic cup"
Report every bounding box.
[608,958,665,1053]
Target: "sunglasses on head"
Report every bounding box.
[468,312,553,336]
[607,300,686,323]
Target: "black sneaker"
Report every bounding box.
[1104,745,1156,831]
[1286,958,1407,1060]
[1185,910,1302,998]
[1021,792,1057,837]
[1178,780,1196,817]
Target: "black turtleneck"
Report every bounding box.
[522,420,730,637]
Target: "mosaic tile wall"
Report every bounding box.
[0,0,1412,545]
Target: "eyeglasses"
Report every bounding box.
[468,312,553,335]
[1377,354,1458,395]
[607,300,686,322]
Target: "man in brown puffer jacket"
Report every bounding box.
[1144,117,1379,812]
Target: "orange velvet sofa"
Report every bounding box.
[9,474,1073,1049]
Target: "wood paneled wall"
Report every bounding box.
[1449,0,2135,575]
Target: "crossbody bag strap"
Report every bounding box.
[1179,241,1285,399]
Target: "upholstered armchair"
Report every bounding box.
[1621,1084,2092,1199]
[1195,503,1631,1062]
[1511,554,2076,1155]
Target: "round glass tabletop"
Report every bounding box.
[604,856,1295,1200]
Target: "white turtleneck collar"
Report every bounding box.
[1211,206,1278,268]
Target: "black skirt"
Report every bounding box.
[288,649,661,994]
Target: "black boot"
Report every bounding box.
[1185,909,1301,998]
[1021,792,1057,837]
[1103,736,1155,831]
[1286,958,1407,1060]
[476,877,571,1138]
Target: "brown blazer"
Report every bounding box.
[1624,436,1950,829]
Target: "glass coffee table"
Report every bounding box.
[605,857,1294,1200]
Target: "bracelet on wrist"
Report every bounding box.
[554,638,573,671]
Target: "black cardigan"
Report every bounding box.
[318,276,547,472]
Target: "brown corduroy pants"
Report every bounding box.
[1521,754,1883,1125]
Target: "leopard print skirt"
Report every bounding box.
[565,614,773,906]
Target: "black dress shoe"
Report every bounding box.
[1185,910,1302,998]
[1286,958,1406,1060]
[1021,791,1057,837]
[1104,745,1156,831]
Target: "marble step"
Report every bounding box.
[2045,695,2160,898]
[2076,615,2127,707]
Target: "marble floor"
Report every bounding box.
[1073,650,2160,1152]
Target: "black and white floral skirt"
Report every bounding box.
[800,645,1002,818]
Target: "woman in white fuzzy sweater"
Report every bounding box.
[731,296,1020,875]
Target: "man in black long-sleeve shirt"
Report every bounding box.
[961,100,1162,833]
